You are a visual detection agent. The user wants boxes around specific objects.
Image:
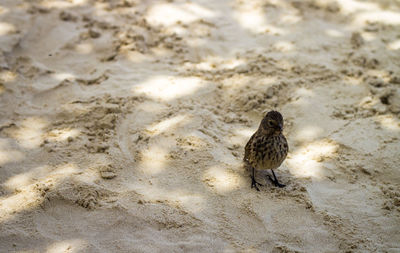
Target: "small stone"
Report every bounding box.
[100,171,116,179]
[372,101,387,114]
[350,32,364,48]
[89,29,101,39]
[99,114,116,129]
[59,11,77,22]
[236,65,249,74]
[266,87,274,98]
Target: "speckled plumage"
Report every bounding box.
[244,134,288,170]
[244,111,288,190]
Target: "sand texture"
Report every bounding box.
[0,0,400,252]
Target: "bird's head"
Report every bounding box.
[259,110,284,136]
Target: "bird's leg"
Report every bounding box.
[251,167,263,191]
[267,169,286,188]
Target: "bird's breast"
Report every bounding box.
[254,135,288,170]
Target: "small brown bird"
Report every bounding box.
[244,111,288,191]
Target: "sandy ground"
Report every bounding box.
[0,0,400,252]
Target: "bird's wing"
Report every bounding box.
[244,132,256,162]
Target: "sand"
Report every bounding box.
[0,0,399,252]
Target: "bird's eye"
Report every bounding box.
[268,120,274,126]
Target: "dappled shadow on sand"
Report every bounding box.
[1,0,400,252]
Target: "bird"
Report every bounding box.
[244,111,288,191]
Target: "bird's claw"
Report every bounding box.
[267,175,286,188]
[251,176,263,191]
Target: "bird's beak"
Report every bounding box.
[278,124,283,131]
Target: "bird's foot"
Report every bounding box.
[251,176,263,191]
[267,175,286,188]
